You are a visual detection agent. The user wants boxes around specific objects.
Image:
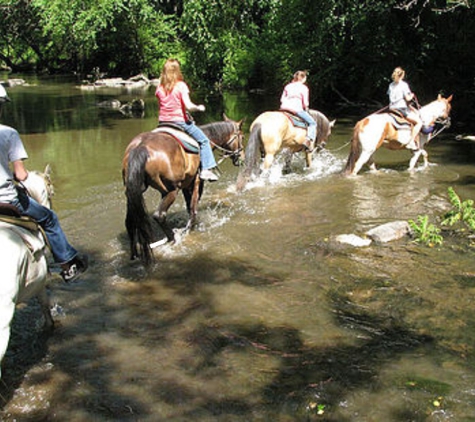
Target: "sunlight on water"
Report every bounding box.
[237,150,344,194]
[4,82,475,421]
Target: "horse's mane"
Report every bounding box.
[309,109,329,143]
[200,121,233,140]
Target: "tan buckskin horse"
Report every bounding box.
[122,115,244,265]
[236,109,335,191]
[344,94,453,176]
[0,166,54,379]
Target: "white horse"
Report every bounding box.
[344,94,453,176]
[0,165,54,378]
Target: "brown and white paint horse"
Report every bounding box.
[344,94,452,176]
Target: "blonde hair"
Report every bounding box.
[159,59,184,94]
[391,67,405,82]
[292,70,308,82]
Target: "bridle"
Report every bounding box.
[424,101,452,140]
[210,123,244,165]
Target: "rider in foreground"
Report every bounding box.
[0,84,88,282]
[387,66,423,149]
[280,70,317,152]
[155,58,219,182]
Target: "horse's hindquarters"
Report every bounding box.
[0,227,48,375]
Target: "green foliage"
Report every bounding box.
[408,188,475,248]
[408,215,443,247]
[442,187,475,231]
[1,0,475,106]
[179,0,272,87]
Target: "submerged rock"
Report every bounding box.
[366,220,410,243]
[334,234,372,247]
[97,99,122,108]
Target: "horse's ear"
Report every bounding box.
[447,94,453,102]
[238,118,245,128]
[44,163,52,176]
[223,113,230,121]
[330,119,336,128]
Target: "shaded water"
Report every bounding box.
[2,76,475,420]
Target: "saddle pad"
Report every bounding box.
[151,127,200,154]
[388,111,411,129]
[280,110,307,129]
[0,214,39,232]
[0,220,46,255]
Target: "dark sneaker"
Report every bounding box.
[200,169,219,182]
[61,254,89,283]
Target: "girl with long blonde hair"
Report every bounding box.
[155,59,219,181]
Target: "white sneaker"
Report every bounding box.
[200,169,219,182]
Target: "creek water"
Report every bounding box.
[1,76,475,421]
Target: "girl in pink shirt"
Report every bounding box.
[155,59,219,181]
[280,70,317,152]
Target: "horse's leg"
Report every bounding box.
[263,153,276,170]
[351,149,375,176]
[368,156,377,172]
[282,149,293,174]
[305,151,312,168]
[421,150,429,167]
[409,150,423,171]
[183,176,201,231]
[152,190,179,242]
[37,287,54,331]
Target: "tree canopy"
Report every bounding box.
[1,0,474,122]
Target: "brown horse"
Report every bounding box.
[236,109,335,191]
[122,115,244,264]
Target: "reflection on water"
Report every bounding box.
[2,78,475,420]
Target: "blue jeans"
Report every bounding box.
[297,111,317,141]
[174,121,217,170]
[12,189,77,264]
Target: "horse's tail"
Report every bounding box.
[236,123,262,191]
[125,145,153,265]
[343,121,363,176]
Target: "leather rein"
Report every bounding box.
[210,125,244,165]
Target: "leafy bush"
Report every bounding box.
[408,215,443,247]
[441,187,475,231]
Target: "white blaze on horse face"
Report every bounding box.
[420,100,449,125]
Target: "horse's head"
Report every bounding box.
[310,110,336,151]
[222,113,244,166]
[21,164,54,209]
[421,94,453,127]
[438,94,453,120]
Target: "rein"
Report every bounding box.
[210,126,243,165]
[428,117,451,140]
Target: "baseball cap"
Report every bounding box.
[0,84,11,102]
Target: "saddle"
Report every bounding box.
[385,109,414,132]
[0,203,46,235]
[280,110,308,129]
[0,203,49,253]
[153,123,200,154]
[387,109,434,136]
